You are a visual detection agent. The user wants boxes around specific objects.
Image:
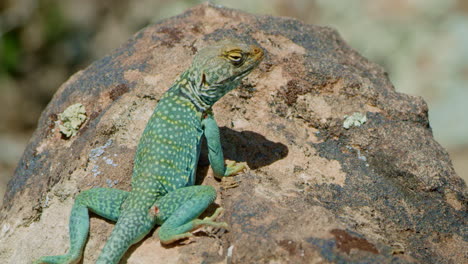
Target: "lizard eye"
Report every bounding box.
[227,52,244,66]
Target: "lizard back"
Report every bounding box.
[131,85,203,200]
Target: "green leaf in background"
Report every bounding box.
[0,30,21,77]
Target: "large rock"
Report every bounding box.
[1,3,466,264]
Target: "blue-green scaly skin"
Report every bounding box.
[34,41,263,264]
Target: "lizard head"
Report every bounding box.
[183,40,264,110]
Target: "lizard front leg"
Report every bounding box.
[202,111,246,180]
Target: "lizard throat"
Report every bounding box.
[178,81,211,112]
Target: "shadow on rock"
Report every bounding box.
[205,127,289,170]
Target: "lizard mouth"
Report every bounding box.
[218,65,256,85]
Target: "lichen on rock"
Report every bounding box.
[343,112,367,129]
[58,103,87,137]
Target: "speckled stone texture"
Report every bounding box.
[1,3,466,264]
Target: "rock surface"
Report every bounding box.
[1,3,466,264]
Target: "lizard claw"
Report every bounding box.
[224,160,247,176]
[179,236,196,245]
[200,207,229,230]
[204,207,224,221]
[221,177,240,189]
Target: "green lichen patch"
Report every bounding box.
[343,112,367,129]
[58,103,87,137]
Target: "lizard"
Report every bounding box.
[34,40,264,264]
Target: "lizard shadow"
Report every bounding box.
[196,127,289,184]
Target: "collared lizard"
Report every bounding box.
[34,40,264,264]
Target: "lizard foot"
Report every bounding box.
[224,160,247,177]
[178,236,196,245]
[198,207,229,230]
[204,207,224,221]
[221,176,240,189]
[159,209,228,245]
[159,232,194,245]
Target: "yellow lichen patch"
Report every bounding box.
[58,103,87,137]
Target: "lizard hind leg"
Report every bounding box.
[155,185,227,244]
[33,188,129,264]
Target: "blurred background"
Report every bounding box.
[1,0,467,205]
